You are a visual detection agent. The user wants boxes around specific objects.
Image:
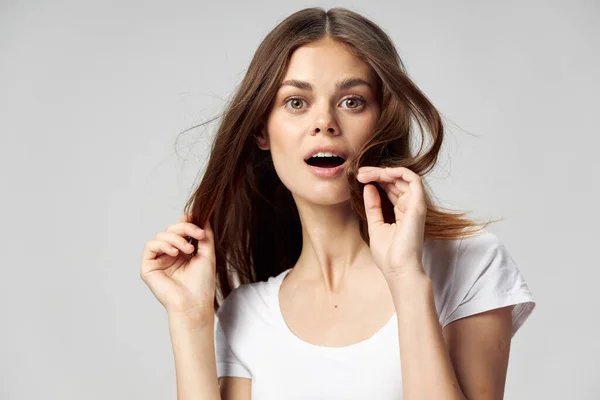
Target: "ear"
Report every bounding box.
[255,129,270,151]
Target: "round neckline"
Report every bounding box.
[273,268,397,353]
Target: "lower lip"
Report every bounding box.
[305,161,346,178]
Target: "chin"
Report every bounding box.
[290,185,351,206]
[276,166,352,206]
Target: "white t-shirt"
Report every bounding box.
[214,231,536,399]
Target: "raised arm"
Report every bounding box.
[169,315,221,400]
[141,213,222,400]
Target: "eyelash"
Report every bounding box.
[283,95,366,113]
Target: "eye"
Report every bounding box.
[284,96,307,112]
[340,96,365,110]
[283,95,366,113]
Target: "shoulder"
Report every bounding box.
[214,272,287,366]
[422,229,503,280]
[451,230,520,291]
[456,230,505,261]
[423,230,521,317]
[216,272,283,329]
[425,230,536,334]
[216,281,264,321]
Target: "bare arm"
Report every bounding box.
[442,306,512,400]
[218,377,252,400]
[169,315,221,400]
[140,213,225,399]
[389,269,512,400]
[390,271,466,399]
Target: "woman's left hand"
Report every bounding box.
[356,166,427,281]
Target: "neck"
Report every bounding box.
[291,195,375,293]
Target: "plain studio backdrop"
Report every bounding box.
[1,0,598,399]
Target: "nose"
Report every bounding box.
[311,103,340,136]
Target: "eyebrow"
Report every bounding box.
[278,77,373,91]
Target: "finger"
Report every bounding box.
[385,168,426,202]
[393,198,405,224]
[178,212,193,223]
[166,222,205,241]
[142,239,179,263]
[358,166,420,182]
[363,184,384,236]
[375,167,425,201]
[357,166,407,184]
[198,219,214,249]
[379,181,402,204]
[356,166,386,182]
[156,232,196,254]
[382,178,409,197]
[356,166,380,173]
[193,219,216,264]
[201,219,214,242]
[359,169,409,201]
[382,167,422,184]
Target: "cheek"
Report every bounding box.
[266,130,301,184]
[339,115,378,148]
[266,115,305,160]
[269,141,299,186]
[268,113,304,137]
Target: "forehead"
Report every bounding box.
[281,38,376,85]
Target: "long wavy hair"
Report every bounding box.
[182,7,499,311]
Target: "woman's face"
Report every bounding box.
[260,37,381,205]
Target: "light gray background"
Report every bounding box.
[1,0,598,399]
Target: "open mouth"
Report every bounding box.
[305,155,346,168]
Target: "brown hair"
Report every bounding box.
[182,7,499,311]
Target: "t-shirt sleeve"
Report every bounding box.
[440,231,536,337]
[214,315,252,379]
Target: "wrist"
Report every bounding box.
[168,310,215,332]
[385,268,432,302]
[383,262,428,286]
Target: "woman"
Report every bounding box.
[140,7,535,400]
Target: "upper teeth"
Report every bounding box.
[311,152,340,158]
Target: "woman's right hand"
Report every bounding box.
[140,213,216,325]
